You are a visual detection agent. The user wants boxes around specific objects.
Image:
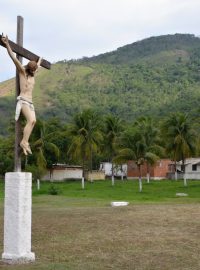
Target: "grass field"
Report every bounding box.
[0,179,199,270]
[33,179,200,204]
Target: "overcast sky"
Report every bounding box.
[1,0,200,82]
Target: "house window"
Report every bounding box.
[192,164,197,171]
[168,164,175,172]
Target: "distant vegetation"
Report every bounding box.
[1,34,200,176]
[0,109,200,182]
[1,34,200,134]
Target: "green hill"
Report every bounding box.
[1,33,200,135]
[88,33,200,64]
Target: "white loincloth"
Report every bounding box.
[15,96,35,121]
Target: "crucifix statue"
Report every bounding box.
[1,16,51,264]
[2,35,42,156]
[0,16,51,171]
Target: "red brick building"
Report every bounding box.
[127,159,172,180]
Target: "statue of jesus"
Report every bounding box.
[1,35,42,155]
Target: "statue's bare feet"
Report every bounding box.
[20,141,32,155]
[26,144,32,155]
[20,142,28,155]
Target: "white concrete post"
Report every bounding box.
[111,175,115,186]
[82,177,85,189]
[2,172,35,264]
[37,179,40,190]
[183,174,187,187]
[139,177,143,192]
[146,173,150,183]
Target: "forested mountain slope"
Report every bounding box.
[1,33,200,135]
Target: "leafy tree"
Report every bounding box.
[68,109,103,184]
[162,112,195,185]
[45,118,71,164]
[115,127,158,192]
[27,119,60,179]
[134,117,163,182]
[103,115,123,185]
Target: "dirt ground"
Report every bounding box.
[0,202,200,270]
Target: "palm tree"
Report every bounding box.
[103,115,123,186]
[68,109,103,188]
[162,113,195,186]
[134,117,163,183]
[114,127,158,192]
[28,119,60,179]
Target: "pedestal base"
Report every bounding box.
[2,172,35,264]
[2,252,35,264]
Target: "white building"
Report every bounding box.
[99,162,127,178]
[42,164,83,181]
[176,158,200,180]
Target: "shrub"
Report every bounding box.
[48,184,60,195]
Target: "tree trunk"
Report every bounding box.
[111,162,115,186]
[139,178,142,192]
[138,165,142,192]
[82,154,85,189]
[182,158,187,187]
[174,161,177,181]
[111,175,114,186]
[37,179,40,190]
[146,163,150,183]
[146,173,150,183]
[90,144,93,182]
[121,164,124,181]
[183,174,187,187]
[82,177,85,189]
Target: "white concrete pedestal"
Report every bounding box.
[2,172,35,264]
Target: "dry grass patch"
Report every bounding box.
[0,79,14,97]
[0,202,200,269]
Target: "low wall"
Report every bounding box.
[127,177,166,180]
[85,171,105,181]
[42,168,83,181]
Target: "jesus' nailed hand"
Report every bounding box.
[1,35,43,155]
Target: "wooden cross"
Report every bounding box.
[0,16,51,172]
